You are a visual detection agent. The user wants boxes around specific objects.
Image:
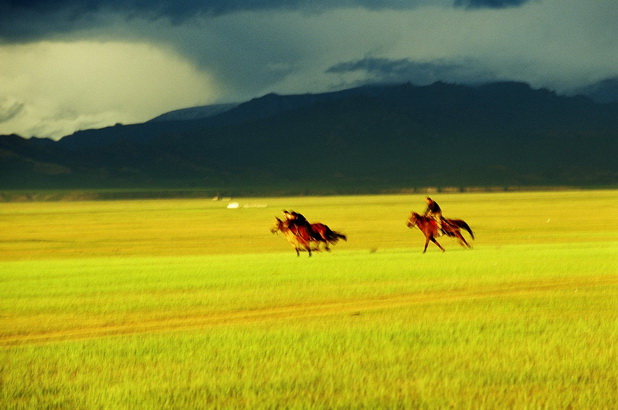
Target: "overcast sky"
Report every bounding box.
[1,0,616,139]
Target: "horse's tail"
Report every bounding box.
[455,220,475,240]
[330,231,347,242]
[313,223,347,244]
[322,227,346,243]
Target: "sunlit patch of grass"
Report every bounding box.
[1,190,617,260]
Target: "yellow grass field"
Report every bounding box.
[1,190,616,260]
[1,190,617,408]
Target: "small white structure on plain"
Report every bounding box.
[227,202,240,209]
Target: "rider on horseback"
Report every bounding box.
[282,210,321,241]
[423,197,446,235]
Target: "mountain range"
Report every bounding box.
[1,81,617,195]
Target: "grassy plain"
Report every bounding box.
[1,190,617,408]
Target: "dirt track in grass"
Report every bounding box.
[3,275,615,348]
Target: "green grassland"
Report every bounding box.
[1,191,617,408]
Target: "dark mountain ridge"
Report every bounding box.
[1,81,617,193]
[147,103,239,123]
[56,84,389,150]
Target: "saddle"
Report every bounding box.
[287,220,321,241]
[432,218,454,237]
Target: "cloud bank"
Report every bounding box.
[0,0,616,139]
[0,41,219,139]
[0,0,535,42]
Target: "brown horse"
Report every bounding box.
[407,212,474,253]
[271,218,347,256]
[271,217,316,256]
[310,223,347,251]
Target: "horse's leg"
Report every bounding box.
[456,232,471,248]
[430,236,445,252]
[300,238,311,257]
[451,228,472,248]
[423,237,430,253]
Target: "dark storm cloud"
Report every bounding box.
[2,0,616,139]
[454,0,533,8]
[0,0,530,42]
[327,57,500,86]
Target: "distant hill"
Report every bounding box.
[1,81,617,194]
[572,78,618,104]
[147,103,239,122]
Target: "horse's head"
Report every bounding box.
[407,212,420,228]
[270,217,284,234]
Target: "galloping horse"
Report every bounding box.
[271,218,347,256]
[310,223,347,251]
[271,217,315,256]
[407,212,474,253]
